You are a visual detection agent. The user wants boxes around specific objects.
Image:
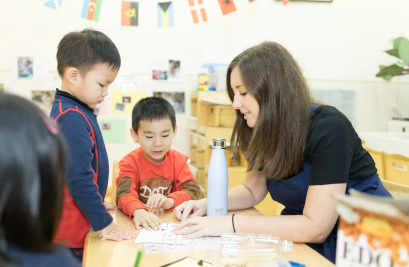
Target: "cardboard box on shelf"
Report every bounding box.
[191,96,198,116]
[189,146,196,164]
[196,91,233,134]
[204,103,235,127]
[335,189,409,267]
[188,116,197,131]
[196,168,205,186]
[195,150,205,168]
[189,131,197,148]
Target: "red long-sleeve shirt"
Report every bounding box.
[116,148,199,218]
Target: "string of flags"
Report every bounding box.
[41,0,257,27]
[41,0,62,9]
[81,0,102,22]
[188,0,207,24]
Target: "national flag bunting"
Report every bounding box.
[218,0,236,15]
[42,0,63,10]
[188,0,207,24]
[81,0,102,22]
[157,2,174,27]
[122,1,138,26]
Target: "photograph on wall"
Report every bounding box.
[152,59,168,80]
[111,89,146,114]
[151,58,182,81]
[123,96,131,103]
[116,103,125,111]
[31,90,55,114]
[18,56,34,79]
[99,119,127,144]
[153,91,185,114]
[168,59,181,81]
[12,55,49,80]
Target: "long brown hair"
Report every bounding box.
[227,41,312,179]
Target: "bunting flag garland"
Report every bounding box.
[40,0,272,26]
[188,0,207,24]
[218,0,236,15]
[157,2,174,27]
[81,0,102,22]
[121,1,138,26]
[42,0,63,10]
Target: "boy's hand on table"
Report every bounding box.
[104,201,117,210]
[132,209,162,231]
[146,194,175,210]
[173,198,207,221]
[99,221,136,241]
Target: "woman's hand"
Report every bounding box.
[173,216,232,239]
[173,198,207,221]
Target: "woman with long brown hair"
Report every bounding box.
[173,41,391,263]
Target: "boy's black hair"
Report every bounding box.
[132,97,176,133]
[0,93,66,265]
[56,28,121,77]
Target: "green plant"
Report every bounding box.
[376,37,409,81]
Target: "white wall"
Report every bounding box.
[1,0,409,182]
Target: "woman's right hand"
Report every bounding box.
[173,215,232,239]
[173,198,207,221]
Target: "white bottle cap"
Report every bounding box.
[212,138,226,149]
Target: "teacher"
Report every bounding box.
[173,41,391,263]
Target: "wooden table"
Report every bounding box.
[83,208,335,267]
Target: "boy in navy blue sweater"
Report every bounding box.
[50,28,135,262]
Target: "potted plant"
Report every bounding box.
[376,37,409,81]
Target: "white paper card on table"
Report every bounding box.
[135,223,187,244]
[143,236,222,254]
[134,223,222,254]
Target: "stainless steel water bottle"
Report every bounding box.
[207,138,228,216]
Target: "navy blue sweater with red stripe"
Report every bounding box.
[51,89,112,248]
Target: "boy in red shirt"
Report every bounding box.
[116,97,203,230]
